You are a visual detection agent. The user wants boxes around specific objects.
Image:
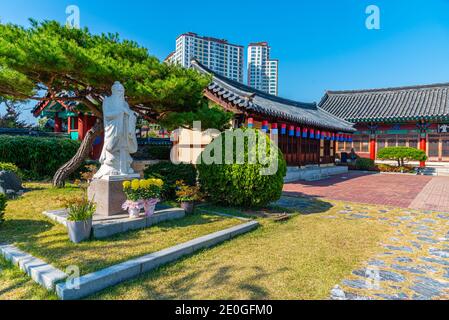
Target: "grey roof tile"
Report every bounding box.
[320,84,449,122]
[192,60,354,132]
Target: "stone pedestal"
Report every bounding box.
[88,174,140,217]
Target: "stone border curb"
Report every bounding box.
[0,244,68,290]
[55,220,259,300]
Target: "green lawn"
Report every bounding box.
[0,183,244,277]
[1,184,402,300]
[0,256,57,300]
[90,201,397,300]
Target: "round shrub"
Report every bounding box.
[197,128,287,208]
[144,162,197,200]
[355,158,375,171]
[377,147,427,167]
[0,162,21,176]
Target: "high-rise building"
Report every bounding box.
[247,42,278,96]
[165,32,244,83]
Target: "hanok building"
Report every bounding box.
[191,60,355,167]
[319,83,449,165]
[32,99,103,159]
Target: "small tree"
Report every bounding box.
[377,147,427,167]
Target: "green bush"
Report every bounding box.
[355,158,375,171]
[144,162,197,200]
[147,145,171,160]
[0,136,80,180]
[197,128,287,208]
[0,193,6,226]
[377,147,427,167]
[0,162,21,176]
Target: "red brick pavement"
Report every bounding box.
[409,177,449,213]
[283,172,435,209]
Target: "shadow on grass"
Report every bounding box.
[87,257,291,300]
[202,194,334,217]
[0,219,54,244]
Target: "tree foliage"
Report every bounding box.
[377,147,427,167]
[0,19,210,122]
[160,103,233,131]
[197,129,287,208]
[0,98,28,128]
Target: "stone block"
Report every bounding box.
[140,243,195,273]
[88,177,132,217]
[56,259,141,300]
[122,217,147,233]
[93,222,124,239]
[0,244,67,290]
[229,221,259,238]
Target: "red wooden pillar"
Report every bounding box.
[67,117,72,134]
[420,133,427,167]
[369,135,376,160]
[54,113,62,133]
[78,114,87,141]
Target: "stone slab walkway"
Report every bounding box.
[284,172,449,212]
[328,203,449,300]
[274,196,449,300]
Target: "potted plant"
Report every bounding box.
[175,180,202,214]
[122,179,143,218]
[122,179,164,218]
[65,198,96,243]
[139,178,164,217]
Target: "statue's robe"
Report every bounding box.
[95,96,138,178]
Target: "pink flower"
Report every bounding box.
[122,200,143,211]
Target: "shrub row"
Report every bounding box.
[144,162,197,200]
[0,136,80,180]
[0,193,6,226]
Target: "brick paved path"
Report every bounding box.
[410,177,449,213]
[283,172,449,212]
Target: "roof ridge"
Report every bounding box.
[327,82,449,95]
[192,59,316,109]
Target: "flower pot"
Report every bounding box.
[143,199,159,217]
[122,200,142,219]
[67,219,92,244]
[181,201,195,214]
[128,207,141,219]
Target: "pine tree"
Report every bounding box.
[0,20,215,186]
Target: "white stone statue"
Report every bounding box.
[94,81,138,180]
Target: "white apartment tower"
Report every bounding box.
[247,42,278,96]
[166,32,244,83]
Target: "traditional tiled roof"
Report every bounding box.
[319,83,449,123]
[192,60,355,132]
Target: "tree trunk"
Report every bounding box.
[52,119,103,188]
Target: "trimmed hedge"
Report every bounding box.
[0,136,80,180]
[377,147,427,167]
[197,129,287,208]
[355,158,375,171]
[144,162,197,200]
[0,193,6,226]
[148,145,171,160]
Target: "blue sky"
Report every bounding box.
[1,0,449,124]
